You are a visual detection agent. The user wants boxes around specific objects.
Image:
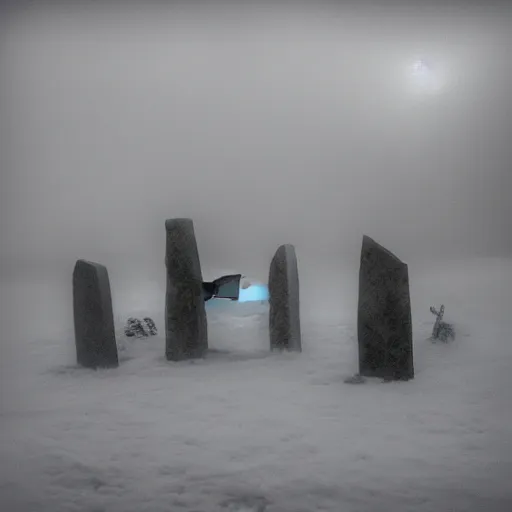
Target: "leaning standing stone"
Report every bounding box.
[73,260,118,369]
[268,244,302,352]
[165,218,208,361]
[357,235,414,381]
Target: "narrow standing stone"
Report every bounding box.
[268,244,302,352]
[357,235,414,381]
[73,260,118,369]
[165,218,208,361]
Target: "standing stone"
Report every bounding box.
[73,260,118,369]
[357,235,414,381]
[268,244,302,352]
[165,218,207,361]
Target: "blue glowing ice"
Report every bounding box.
[238,284,269,302]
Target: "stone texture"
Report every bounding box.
[165,218,208,361]
[357,235,414,381]
[124,317,157,338]
[73,260,118,369]
[268,244,302,352]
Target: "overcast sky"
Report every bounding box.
[1,1,511,280]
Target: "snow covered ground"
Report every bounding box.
[1,258,511,512]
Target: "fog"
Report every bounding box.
[1,1,511,282]
[1,7,512,509]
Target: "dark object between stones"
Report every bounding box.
[143,317,157,335]
[124,317,158,338]
[73,259,119,369]
[202,274,242,302]
[357,235,414,381]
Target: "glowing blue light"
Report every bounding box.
[238,284,269,303]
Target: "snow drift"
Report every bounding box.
[1,258,511,512]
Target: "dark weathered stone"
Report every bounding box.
[73,260,118,369]
[268,244,302,352]
[165,218,207,361]
[357,235,414,381]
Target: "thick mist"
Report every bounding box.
[1,2,511,282]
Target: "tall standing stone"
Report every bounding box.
[165,218,207,361]
[268,244,302,352]
[73,260,118,369]
[357,235,414,381]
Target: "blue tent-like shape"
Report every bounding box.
[238,283,269,303]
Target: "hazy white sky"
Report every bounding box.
[1,1,511,279]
